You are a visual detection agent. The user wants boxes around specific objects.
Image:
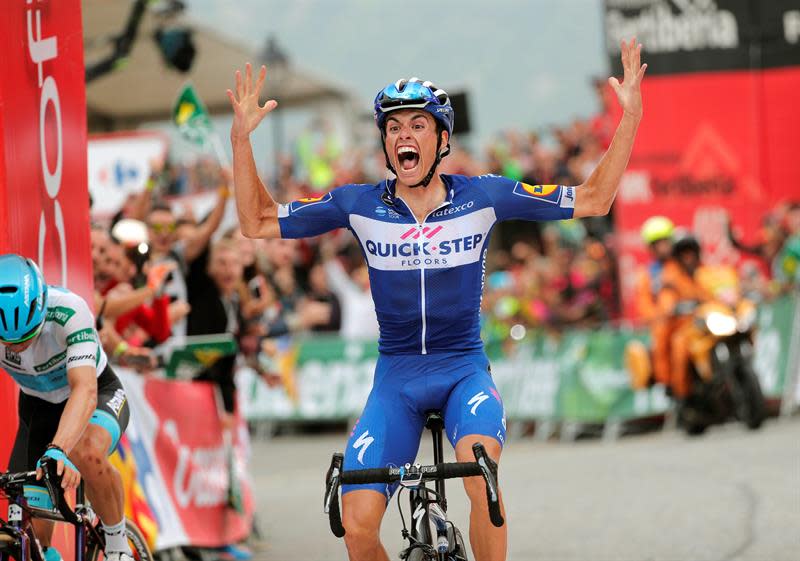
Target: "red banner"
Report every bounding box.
[614,68,800,319]
[0,0,90,495]
[121,373,254,549]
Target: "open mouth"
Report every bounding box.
[397,146,420,172]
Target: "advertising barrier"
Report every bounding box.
[603,0,800,318]
[0,0,91,518]
[240,295,799,424]
[115,370,255,551]
[87,131,169,218]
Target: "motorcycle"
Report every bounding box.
[626,297,766,435]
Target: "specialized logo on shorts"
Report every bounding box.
[353,430,375,465]
[106,388,127,416]
[468,391,490,415]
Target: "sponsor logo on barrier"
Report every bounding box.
[162,419,229,509]
[26,0,69,284]
[605,0,739,54]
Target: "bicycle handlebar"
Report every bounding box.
[0,459,80,525]
[324,443,504,538]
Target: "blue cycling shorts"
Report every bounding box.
[342,350,506,500]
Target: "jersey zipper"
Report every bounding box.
[395,195,451,355]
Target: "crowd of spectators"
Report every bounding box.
[88,78,800,416]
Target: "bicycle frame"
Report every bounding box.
[1,469,104,561]
[325,410,501,561]
[405,412,452,560]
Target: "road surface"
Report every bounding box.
[248,417,800,561]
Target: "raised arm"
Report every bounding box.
[574,38,647,218]
[184,182,229,262]
[227,63,281,239]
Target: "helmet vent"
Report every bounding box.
[0,308,6,332]
[26,298,37,327]
[0,286,18,294]
[14,306,19,331]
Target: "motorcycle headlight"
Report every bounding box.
[706,311,737,336]
[737,307,757,332]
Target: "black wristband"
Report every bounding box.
[45,443,65,454]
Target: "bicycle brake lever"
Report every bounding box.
[40,459,79,525]
[472,443,504,527]
[324,453,346,538]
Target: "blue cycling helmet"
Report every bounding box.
[374,78,455,137]
[374,78,454,188]
[0,254,48,343]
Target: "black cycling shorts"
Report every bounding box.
[8,365,130,471]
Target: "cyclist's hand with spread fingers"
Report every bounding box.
[227,63,278,141]
[608,37,647,119]
[36,445,81,490]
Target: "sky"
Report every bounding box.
[185,0,610,147]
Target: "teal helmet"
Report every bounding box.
[0,254,48,343]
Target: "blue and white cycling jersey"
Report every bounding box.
[279,174,576,354]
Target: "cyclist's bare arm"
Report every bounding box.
[574,37,647,218]
[227,63,281,239]
[51,366,97,454]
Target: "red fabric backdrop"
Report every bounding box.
[0,0,90,500]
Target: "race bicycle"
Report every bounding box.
[0,459,152,561]
[324,411,503,561]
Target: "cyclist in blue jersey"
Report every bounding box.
[0,255,133,561]
[227,38,646,561]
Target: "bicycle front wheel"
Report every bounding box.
[86,518,154,561]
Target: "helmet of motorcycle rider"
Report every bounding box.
[672,233,701,258]
[640,216,675,245]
